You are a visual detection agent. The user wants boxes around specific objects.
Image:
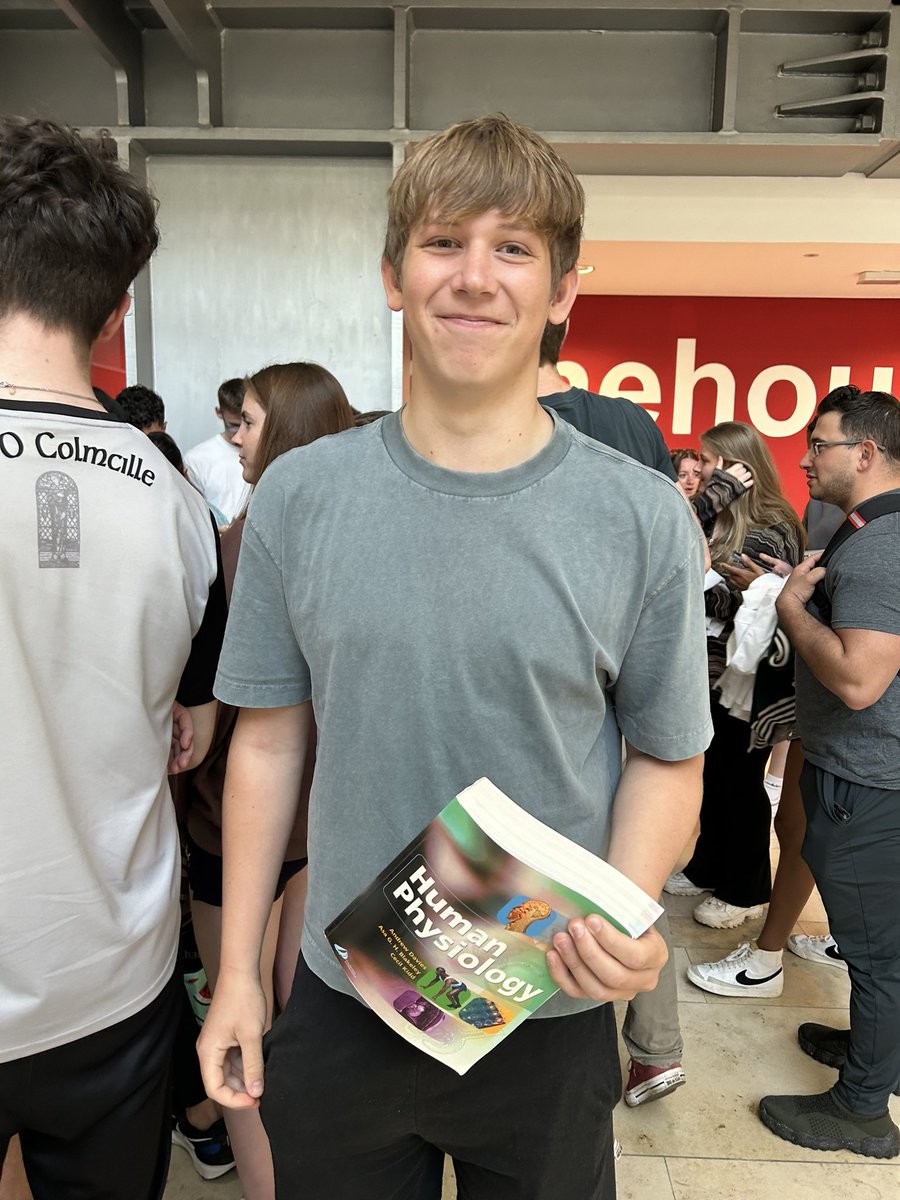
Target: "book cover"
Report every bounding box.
[325,778,662,1075]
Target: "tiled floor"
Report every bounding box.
[165,857,899,1200]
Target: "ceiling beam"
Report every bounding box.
[54,0,144,126]
[148,0,223,126]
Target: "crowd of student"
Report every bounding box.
[1,111,899,1200]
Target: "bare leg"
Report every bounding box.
[0,1138,32,1200]
[273,867,307,1011]
[767,740,790,781]
[192,894,282,1200]
[185,1096,222,1131]
[757,740,816,952]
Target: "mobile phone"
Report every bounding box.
[731,551,767,569]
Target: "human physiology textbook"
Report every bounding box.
[325,778,662,1074]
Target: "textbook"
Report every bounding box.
[325,777,663,1075]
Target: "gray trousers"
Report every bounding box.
[621,907,683,1066]
[801,760,900,1115]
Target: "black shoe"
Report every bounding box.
[798,1023,900,1095]
[798,1022,850,1069]
[759,1089,900,1159]
[171,1113,236,1180]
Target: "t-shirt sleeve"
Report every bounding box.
[829,527,900,636]
[176,514,227,707]
[655,439,677,481]
[640,415,676,481]
[623,401,677,481]
[214,498,312,708]
[612,522,713,760]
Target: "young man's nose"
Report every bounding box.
[452,245,499,295]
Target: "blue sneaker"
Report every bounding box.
[172,1112,235,1180]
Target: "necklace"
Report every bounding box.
[0,380,98,404]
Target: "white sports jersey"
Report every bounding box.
[0,399,218,1062]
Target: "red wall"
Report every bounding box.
[565,296,900,515]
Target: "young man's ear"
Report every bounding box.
[548,267,579,327]
[94,294,132,344]
[859,440,881,472]
[381,257,404,313]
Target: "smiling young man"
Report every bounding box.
[759,387,900,1158]
[199,115,711,1200]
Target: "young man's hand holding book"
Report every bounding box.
[547,915,667,1002]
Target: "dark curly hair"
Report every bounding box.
[117,385,165,431]
[0,116,159,346]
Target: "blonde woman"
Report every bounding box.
[666,422,804,930]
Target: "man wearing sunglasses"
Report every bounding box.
[759,385,900,1159]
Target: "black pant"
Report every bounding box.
[801,761,900,1114]
[684,696,772,907]
[261,957,619,1200]
[0,973,179,1200]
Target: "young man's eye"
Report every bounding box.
[426,237,456,249]
[500,243,529,256]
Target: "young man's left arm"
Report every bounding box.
[776,553,900,710]
[548,498,711,1002]
[547,748,702,1001]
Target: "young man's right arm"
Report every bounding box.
[197,701,311,1108]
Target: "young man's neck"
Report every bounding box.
[0,313,102,411]
[844,472,900,513]
[401,379,553,473]
[536,363,572,398]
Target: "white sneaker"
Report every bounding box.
[687,941,784,997]
[692,895,766,929]
[786,932,847,972]
[663,871,707,897]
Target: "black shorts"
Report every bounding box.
[0,972,179,1200]
[186,833,306,907]
[260,957,619,1200]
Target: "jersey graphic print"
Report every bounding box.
[36,471,80,568]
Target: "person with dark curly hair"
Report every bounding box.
[117,383,167,433]
[0,116,226,1200]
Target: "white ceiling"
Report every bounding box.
[576,239,900,298]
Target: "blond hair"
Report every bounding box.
[384,114,583,289]
[702,422,805,563]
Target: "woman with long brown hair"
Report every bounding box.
[666,421,805,933]
[177,362,353,1200]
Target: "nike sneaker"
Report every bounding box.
[787,932,847,972]
[687,940,784,998]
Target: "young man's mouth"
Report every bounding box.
[438,313,503,328]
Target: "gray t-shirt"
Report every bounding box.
[796,510,900,789]
[215,410,712,1016]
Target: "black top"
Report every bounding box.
[540,386,676,480]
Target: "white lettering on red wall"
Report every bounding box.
[565,296,900,514]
